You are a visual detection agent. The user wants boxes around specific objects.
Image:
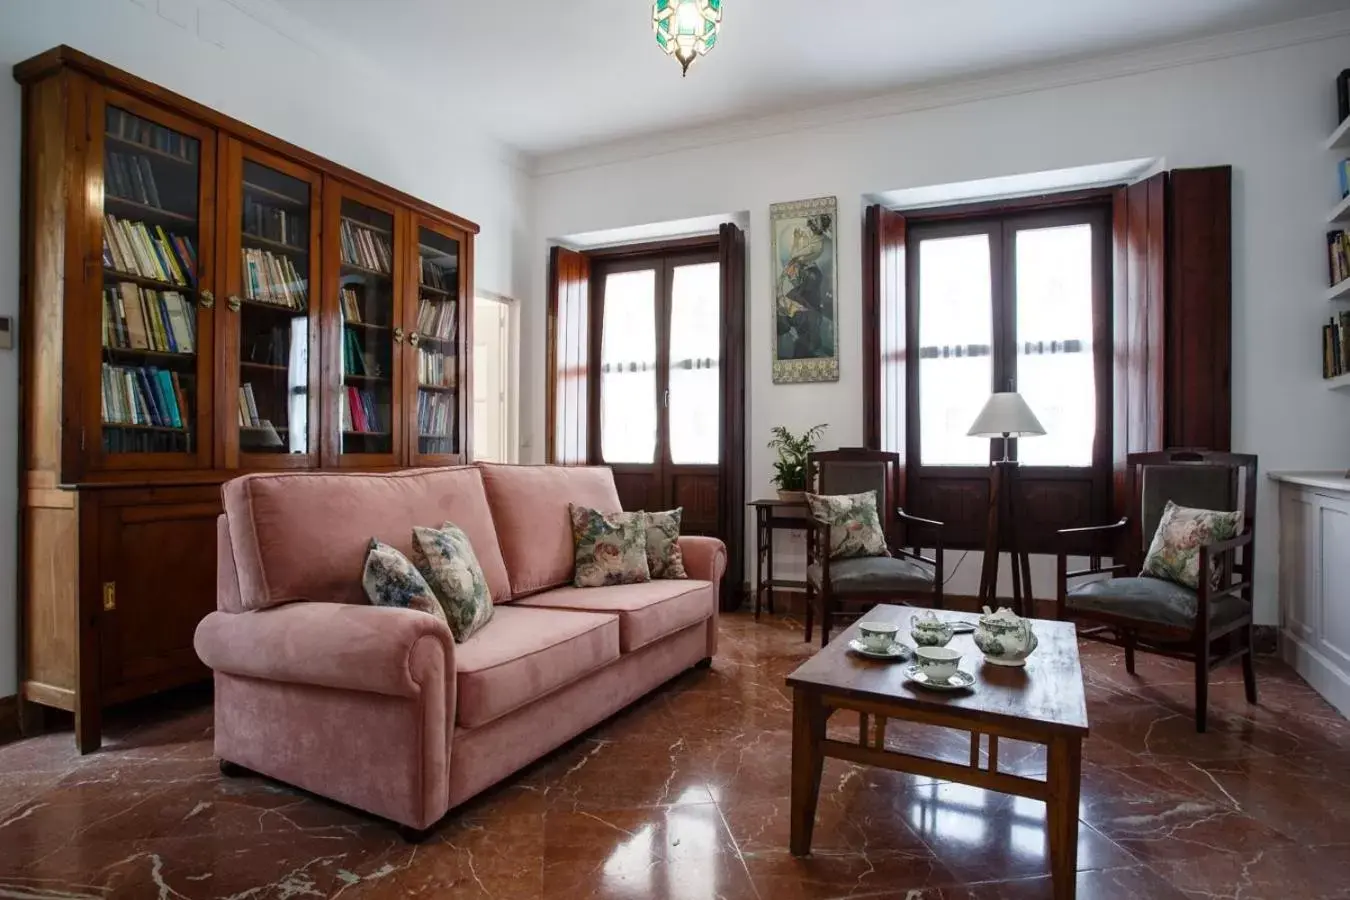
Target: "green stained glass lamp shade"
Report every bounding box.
[653,0,723,76]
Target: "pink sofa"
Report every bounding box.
[194,463,726,836]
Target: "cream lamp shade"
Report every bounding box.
[968,392,1046,439]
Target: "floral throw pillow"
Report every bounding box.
[411,523,494,642]
[570,505,651,588]
[806,490,891,560]
[645,509,688,580]
[362,539,447,624]
[1140,501,1244,591]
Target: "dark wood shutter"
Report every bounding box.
[863,205,909,468]
[546,246,591,465]
[1111,173,1167,524]
[718,223,747,610]
[1166,166,1232,451]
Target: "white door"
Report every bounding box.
[473,297,512,462]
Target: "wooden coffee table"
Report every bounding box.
[785,604,1089,900]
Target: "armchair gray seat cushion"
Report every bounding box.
[807,556,936,594]
[1067,577,1250,630]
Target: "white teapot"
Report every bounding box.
[973,607,1039,667]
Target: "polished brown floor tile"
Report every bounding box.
[2,611,1349,899]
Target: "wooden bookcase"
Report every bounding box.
[13,46,477,751]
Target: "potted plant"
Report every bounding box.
[767,424,827,501]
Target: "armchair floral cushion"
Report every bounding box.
[806,490,891,561]
[569,505,651,588]
[1140,500,1243,590]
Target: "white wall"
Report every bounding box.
[529,15,1350,624]
[0,0,532,699]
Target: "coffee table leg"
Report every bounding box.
[1047,735,1083,900]
[790,688,827,857]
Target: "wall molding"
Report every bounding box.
[533,9,1350,176]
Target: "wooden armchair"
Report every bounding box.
[804,449,945,647]
[1055,450,1258,732]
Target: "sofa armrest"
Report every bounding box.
[679,535,727,583]
[195,602,454,699]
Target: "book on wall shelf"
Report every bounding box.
[340,287,364,323]
[1325,312,1350,379]
[106,107,198,163]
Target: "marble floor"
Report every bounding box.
[2,611,1350,899]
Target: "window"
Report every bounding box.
[910,206,1109,469]
[593,251,722,470]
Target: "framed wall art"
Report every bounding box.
[770,196,839,384]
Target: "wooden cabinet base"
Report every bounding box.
[21,484,220,753]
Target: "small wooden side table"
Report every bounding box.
[748,498,810,619]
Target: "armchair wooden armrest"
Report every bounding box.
[893,508,944,597]
[1055,518,1129,620]
[1056,518,1129,538]
[1196,531,1255,629]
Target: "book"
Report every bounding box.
[340,287,363,323]
[106,107,198,163]
[242,247,307,309]
[339,218,392,274]
[244,197,307,247]
[416,298,457,341]
[103,215,196,286]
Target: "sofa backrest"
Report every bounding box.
[478,463,622,598]
[222,467,511,611]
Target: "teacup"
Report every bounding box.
[857,621,900,652]
[915,646,962,684]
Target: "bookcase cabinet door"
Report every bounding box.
[95,488,219,703]
[91,88,217,471]
[321,180,407,468]
[217,138,323,469]
[406,215,473,466]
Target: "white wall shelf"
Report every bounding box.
[1328,116,1350,150]
[1325,372,1350,391]
[1326,278,1350,302]
[1330,192,1350,224]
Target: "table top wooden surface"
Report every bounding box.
[785,604,1089,737]
[748,498,809,508]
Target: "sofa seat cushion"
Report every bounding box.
[514,580,714,653]
[455,605,619,728]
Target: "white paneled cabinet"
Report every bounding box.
[1274,475,1350,718]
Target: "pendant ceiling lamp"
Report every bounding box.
[653,0,722,76]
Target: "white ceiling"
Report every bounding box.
[276,0,1350,156]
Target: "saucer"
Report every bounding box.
[848,639,911,661]
[949,621,976,634]
[903,666,976,691]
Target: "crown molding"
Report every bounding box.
[532,9,1350,178]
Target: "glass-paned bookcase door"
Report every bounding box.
[338,199,397,457]
[414,226,461,458]
[100,102,209,462]
[237,158,312,458]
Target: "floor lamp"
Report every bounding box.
[968,392,1046,617]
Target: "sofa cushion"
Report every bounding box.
[479,464,622,598]
[362,539,447,624]
[645,509,688,580]
[413,523,494,642]
[515,580,714,653]
[455,605,620,728]
[222,467,511,611]
[570,505,650,588]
